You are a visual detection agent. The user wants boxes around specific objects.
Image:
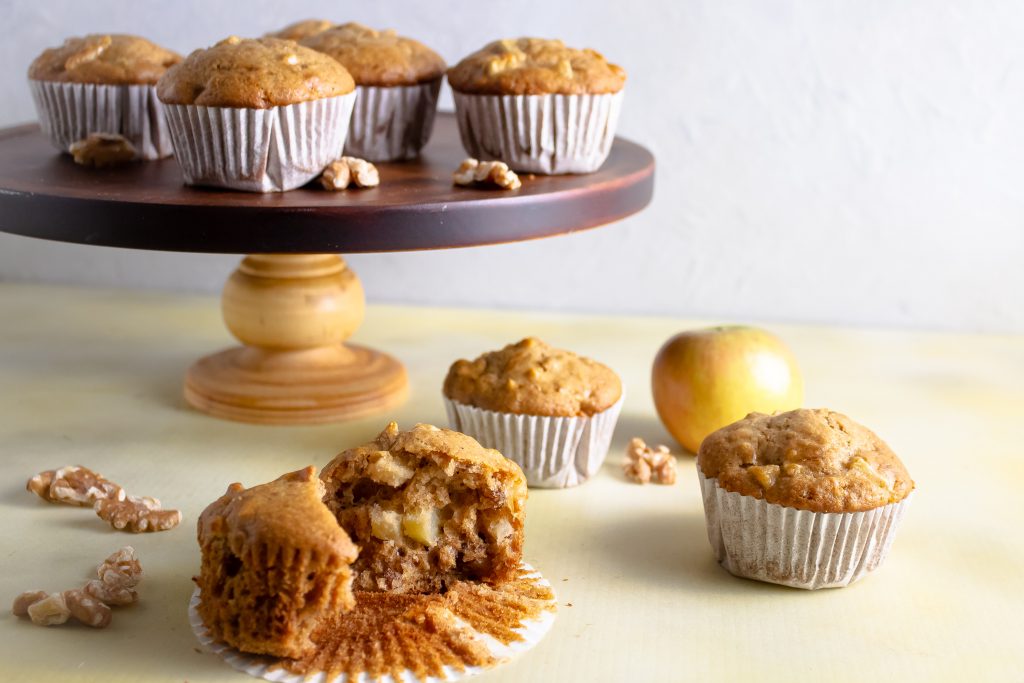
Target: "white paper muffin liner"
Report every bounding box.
[445,395,623,488]
[451,90,623,174]
[162,92,356,192]
[697,471,912,590]
[188,563,556,683]
[28,79,173,159]
[344,80,441,161]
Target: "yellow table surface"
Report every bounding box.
[0,282,1021,682]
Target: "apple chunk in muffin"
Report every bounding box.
[320,422,527,593]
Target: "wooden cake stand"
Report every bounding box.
[0,114,655,424]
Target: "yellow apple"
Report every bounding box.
[651,326,804,453]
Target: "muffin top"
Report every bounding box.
[198,466,358,562]
[447,37,625,95]
[323,422,527,493]
[698,409,914,513]
[300,22,446,86]
[443,337,622,417]
[28,34,181,85]
[265,18,334,42]
[156,36,355,108]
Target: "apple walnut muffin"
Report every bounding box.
[196,467,358,659]
[320,422,527,593]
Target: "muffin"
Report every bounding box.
[320,422,527,593]
[196,467,358,658]
[300,23,446,161]
[447,38,626,174]
[156,36,357,191]
[27,34,181,159]
[265,19,334,42]
[697,408,915,589]
[443,337,624,488]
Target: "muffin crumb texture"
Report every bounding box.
[698,408,914,513]
[447,38,625,95]
[156,37,354,108]
[300,22,445,86]
[444,337,622,417]
[28,34,180,85]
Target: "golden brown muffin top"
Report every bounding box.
[156,36,355,108]
[299,22,446,86]
[198,466,358,561]
[324,422,527,494]
[447,37,625,95]
[265,18,335,42]
[28,34,181,85]
[443,337,622,417]
[698,409,914,513]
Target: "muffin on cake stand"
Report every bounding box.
[0,114,654,424]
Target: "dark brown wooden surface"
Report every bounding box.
[0,114,654,254]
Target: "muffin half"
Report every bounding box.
[697,408,915,589]
[156,36,356,191]
[28,34,181,159]
[196,467,358,658]
[448,38,626,174]
[300,22,446,161]
[444,337,624,488]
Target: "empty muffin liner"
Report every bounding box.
[162,92,356,192]
[697,471,912,590]
[444,395,624,488]
[451,90,623,174]
[345,79,441,161]
[189,563,557,683]
[28,79,173,160]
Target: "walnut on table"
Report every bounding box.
[69,133,137,168]
[453,158,521,190]
[95,495,182,533]
[320,156,380,190]
[11,547,140,628]
[623,437,678,485]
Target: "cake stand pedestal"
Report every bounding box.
[0,114,655,424]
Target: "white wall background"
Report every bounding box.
[0,0,1021,333]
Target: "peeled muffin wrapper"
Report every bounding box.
[162,92,356,192]
[344,79,442,161]
[451,90,623,174]
[189,563,557,683]
[444,395,624,488]
[697,471,912,590]
[28,80,173,160]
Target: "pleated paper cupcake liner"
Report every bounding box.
[451,90,624,174]
[28,79,173,159]
[162,92,356,192]
[344,80,441,161]
[444,396,624,488]
[697,471,912,590]
[189,563,557,683]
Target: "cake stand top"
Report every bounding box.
[0,114,654,254]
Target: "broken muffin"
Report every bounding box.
[196,467,358,658]
[320,423,527,593]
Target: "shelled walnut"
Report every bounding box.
[95,495,182,533]
[11,547,141,628]
[623,437,677,485]
[452,158,521,190]
[320,156,380,190]
[69,133,137,167]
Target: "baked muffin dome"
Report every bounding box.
[28,34,180,85]
[156,36,355,109]
[698,408,914,513]
[196,467,358,659]
[444,337,622,418]
[321,422,527,593]
[447,37,625,95]
[300,22,446,86]
[266,19,334,41]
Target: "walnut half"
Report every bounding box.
[623,437,678,485]
[319,156,380,190]
[95,496,182,533]
[69,133,136,168]
[453,158,521,190]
